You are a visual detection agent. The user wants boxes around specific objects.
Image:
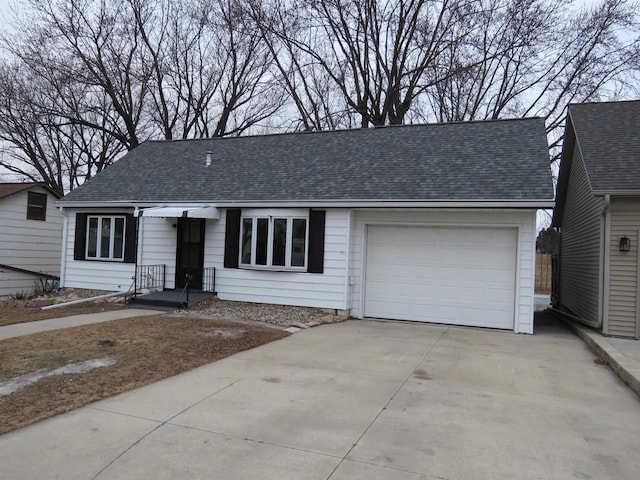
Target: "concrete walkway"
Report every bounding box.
[555,313,640,400]
[0,308,161,340]
[2,316,640,480]
[609,336,640,364]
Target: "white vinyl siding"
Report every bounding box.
[138,216,178,289]
[349,209,537,334]
[123,209,347,304]
[607,198,640,338]
[61,206,539,332]
[0,187,62,297]
[558,147,603,327]
[213,208,349,309]
[61,209,135,292]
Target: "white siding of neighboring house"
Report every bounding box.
[606,197,640,338]
[60,208,136,292]
[0,268,47,298]
[208,208,350,310]
[0,187,63,297]
[348,209,537,334]
[557,147,604,327]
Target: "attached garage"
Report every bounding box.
[364,225,517,329]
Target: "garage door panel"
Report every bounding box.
[364,226,516,329]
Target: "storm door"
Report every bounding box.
[175,218,205,290]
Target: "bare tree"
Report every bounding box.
[424,0,640,162]
[0,0,286,192]
[126,0,283,139]
[0,61,123,195]
[250,0,479,128]
[1,0,638,193]
[247,0,356,131]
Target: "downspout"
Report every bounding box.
[599,194,611,331]
[59,207,68,289]
[134,207,143,295]
[343,210,352,316]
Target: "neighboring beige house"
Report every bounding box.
[553,100,640,339]
[0,183,63,297]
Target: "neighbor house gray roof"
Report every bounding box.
[60,118,553,205]
[565,100,640,193]
[553,100,640,227]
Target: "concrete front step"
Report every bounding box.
[130,290,214,310]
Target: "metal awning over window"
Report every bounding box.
[135,206,220,219]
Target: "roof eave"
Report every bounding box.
[0,182,61,200]
[552,112,576,228]
[57,199,555,209]
[592,189,640,196]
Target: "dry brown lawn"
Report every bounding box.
[0,299,125,327]
[0,315,289,435]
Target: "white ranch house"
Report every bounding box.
[58,119,554,333]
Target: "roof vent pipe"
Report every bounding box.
[205,151,213,167]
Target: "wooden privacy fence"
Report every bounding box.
[535,253,552,294]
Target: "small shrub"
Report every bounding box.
[9,291,32,300]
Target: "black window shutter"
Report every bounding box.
[123,214,137,264]
[73,213,88,260]
[307,210,325,274]
[224,208,241,268]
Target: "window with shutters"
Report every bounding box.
[239,215,308,270]
[86,216,126,261]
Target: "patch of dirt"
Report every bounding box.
[184,297,346,328]
[0,315,289,435]
[0,289,126,327]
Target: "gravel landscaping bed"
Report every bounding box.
[183,297,346,328]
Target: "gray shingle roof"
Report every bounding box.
[60,118,553,204]
[569,100,640,192]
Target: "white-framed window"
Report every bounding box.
[86,216,126,261]
[240,216,308,270]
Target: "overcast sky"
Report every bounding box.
[0,0,607,34]
[0,1,15,28]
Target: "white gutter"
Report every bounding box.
[59,207,68,289]
[137,214,144,269]
[57,200,555,209]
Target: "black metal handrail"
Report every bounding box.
[202,267,216,294]
[135,264,166,293]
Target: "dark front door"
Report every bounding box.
[176,218,205,290]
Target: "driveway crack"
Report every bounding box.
[325,328,449,480]
[90,379,241,480]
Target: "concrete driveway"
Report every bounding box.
[2,315,640,480]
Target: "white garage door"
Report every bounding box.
[365,225,517,329]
